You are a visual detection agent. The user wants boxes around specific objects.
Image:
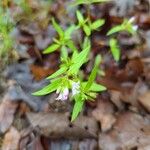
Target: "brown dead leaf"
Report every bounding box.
[18,102,31,116]
[27,112,98,139]
[138,14,150,30]
[99,112,150,150]
[2,127,21,150]
[30,64,54,81]
[109,90,124,110]
[92,98,116,132]
[26,136,44,150]
[0,100,18,134]
[139,91,150,113]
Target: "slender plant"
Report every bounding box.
[33,0,138,121]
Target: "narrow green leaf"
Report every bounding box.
[74,0,89,5]
[61,46,68,60]
[32,78,62,96]
[71,95,84,121]
[84,55,101,91]
[82,82,106,92]
[83,24,91,36]
[82,37,90,50]
[52,18,64,38]
[71,0,110,6]
[46,67,67,79]
[91,0,111,3]
[65,25,76,39]
[109,38,120,62]
[76,10,84,24]
[66,40,78,52]
[90,83,106,92]
[43,43,60,54]
[69,42,90,74]
[91,19,105,30]
[107,25,123,35]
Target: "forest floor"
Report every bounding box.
[0,0,150,150]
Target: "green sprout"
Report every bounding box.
[76,10,105,36]
[109,38,120,62]
[43,18,77,54]
[72,0,111,6]
[107,17,138,35]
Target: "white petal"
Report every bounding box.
[129,17,135,23]
[133,25,138,31]
[63,88,69,96]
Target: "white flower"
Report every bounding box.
[72,81,80,96]
[132,25,138,31]
[56,88,69,101]
[129,17,136,23]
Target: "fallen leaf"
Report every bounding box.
[26,136,44,150]
[0,100,18,134]
[27,112,99,139]
[30,64,54,81]
[139,91,150,113]
[109,90,124,110]
[2,127,21,150]
[99,112,150,150]
[92,98,116,132]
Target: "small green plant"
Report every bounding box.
[33,0,139,121]
[76,10,105,36]
[72,0,111,5]
[33,37,106,121]
[44,18,77,54]
[107,17,138,36]
[107,17,138,61]
[109,38,120,62]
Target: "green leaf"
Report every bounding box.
[107,25,123,35]
[83,24,91,36]
[52,18,64,38]
[91,19,105,30]
[69,40,90,74]
[71,95,84,121]
[43,43,60,54]
[65,25,76,39]
[82,37,90,50]
[89,82,106,92]
[32,78,62,96]
[73,0,89,5]
[61,46,68,60]
[66,40,78,52]
[109,38,120,62]
[71,0,110,6]
[76,10,84,24]
[84,55,101,91]
[91,0,111,3]
[82,82,106,92]
[46,67,67,79]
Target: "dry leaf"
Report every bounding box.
[0,100,18,134]
[92,99,116,132]
[2,127,21,150]
[30,64,54,81]
[139,91,150,112]
[99,112,150,150]
[27,112,98,139]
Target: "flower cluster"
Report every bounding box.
[56,81,80,101]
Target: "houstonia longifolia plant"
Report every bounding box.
[33,0,139,121]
